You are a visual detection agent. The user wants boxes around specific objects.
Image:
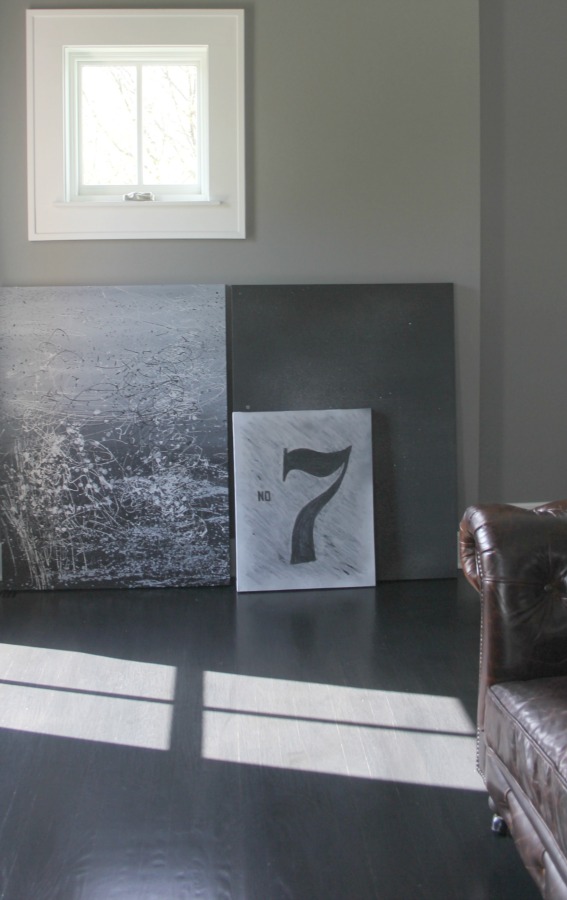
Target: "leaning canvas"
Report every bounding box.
[0,284,230,589]
[233,409,376,592]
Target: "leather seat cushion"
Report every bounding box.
[485,676,567,858]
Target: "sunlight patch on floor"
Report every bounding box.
[202,671,484,790]
[0,644,176,750]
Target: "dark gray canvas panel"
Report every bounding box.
[229,284,456,581]
[0,285,230,589]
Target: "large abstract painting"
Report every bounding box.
[233,409,376,592]
[0,285,230,590]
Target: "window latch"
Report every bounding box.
[123,191,155,202]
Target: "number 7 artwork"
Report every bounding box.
[232,409,376,592]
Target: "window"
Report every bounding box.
[26,10,245,240]
[66,46,209,202]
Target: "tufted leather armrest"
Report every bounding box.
[459,501,567,773]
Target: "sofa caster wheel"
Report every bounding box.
[491,814,509,836]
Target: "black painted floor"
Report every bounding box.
[0,578,540,900]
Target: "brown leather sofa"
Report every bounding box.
[460,501,567,899]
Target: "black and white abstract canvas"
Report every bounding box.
[233,409,376,592]
[0,285,230,590]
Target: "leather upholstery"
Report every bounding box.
[460,502,567,899]
[487,678,567,853]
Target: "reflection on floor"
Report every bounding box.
[0,577,540,899]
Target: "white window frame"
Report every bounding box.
[26,9,245,241]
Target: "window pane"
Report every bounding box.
[81,66,137,185]
[141,65,199,186]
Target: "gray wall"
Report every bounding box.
[480,1,567,503]
[0,0,480,511]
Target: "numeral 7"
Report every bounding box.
[283,445,352,565]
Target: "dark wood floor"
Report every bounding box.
[0,577,540,900]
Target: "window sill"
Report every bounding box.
[54,200,225,208]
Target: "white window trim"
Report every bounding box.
[26,9,245,241]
